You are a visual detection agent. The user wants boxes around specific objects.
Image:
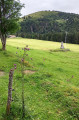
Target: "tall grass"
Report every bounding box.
[0,38,79,120]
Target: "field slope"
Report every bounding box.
[0,38,79,120]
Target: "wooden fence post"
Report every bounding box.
[6,69,14,115]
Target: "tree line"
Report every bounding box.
[16,32,79,44]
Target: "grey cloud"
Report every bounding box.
[20,0,79,16]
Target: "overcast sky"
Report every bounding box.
[20,0,79,16]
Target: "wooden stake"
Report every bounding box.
[6,69,14,115]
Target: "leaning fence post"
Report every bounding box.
[6,69,14,115]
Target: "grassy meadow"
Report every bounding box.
[0,38,79,120]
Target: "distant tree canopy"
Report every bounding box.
[17,11,79,44]
[0,0,24,50]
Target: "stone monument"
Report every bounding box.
[60,41,64,49]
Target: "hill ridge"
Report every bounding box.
[17,10,79,44]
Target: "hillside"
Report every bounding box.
[0,38,79,119]
[17,11,79,44]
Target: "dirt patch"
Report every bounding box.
[0,71,5,77]
[24,70,36,75]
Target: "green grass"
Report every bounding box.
[56,19,66,24]
[26,11,58,19]
[6,37,79,52]
[0,38,79,120]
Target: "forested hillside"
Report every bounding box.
[17,11,79,44]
